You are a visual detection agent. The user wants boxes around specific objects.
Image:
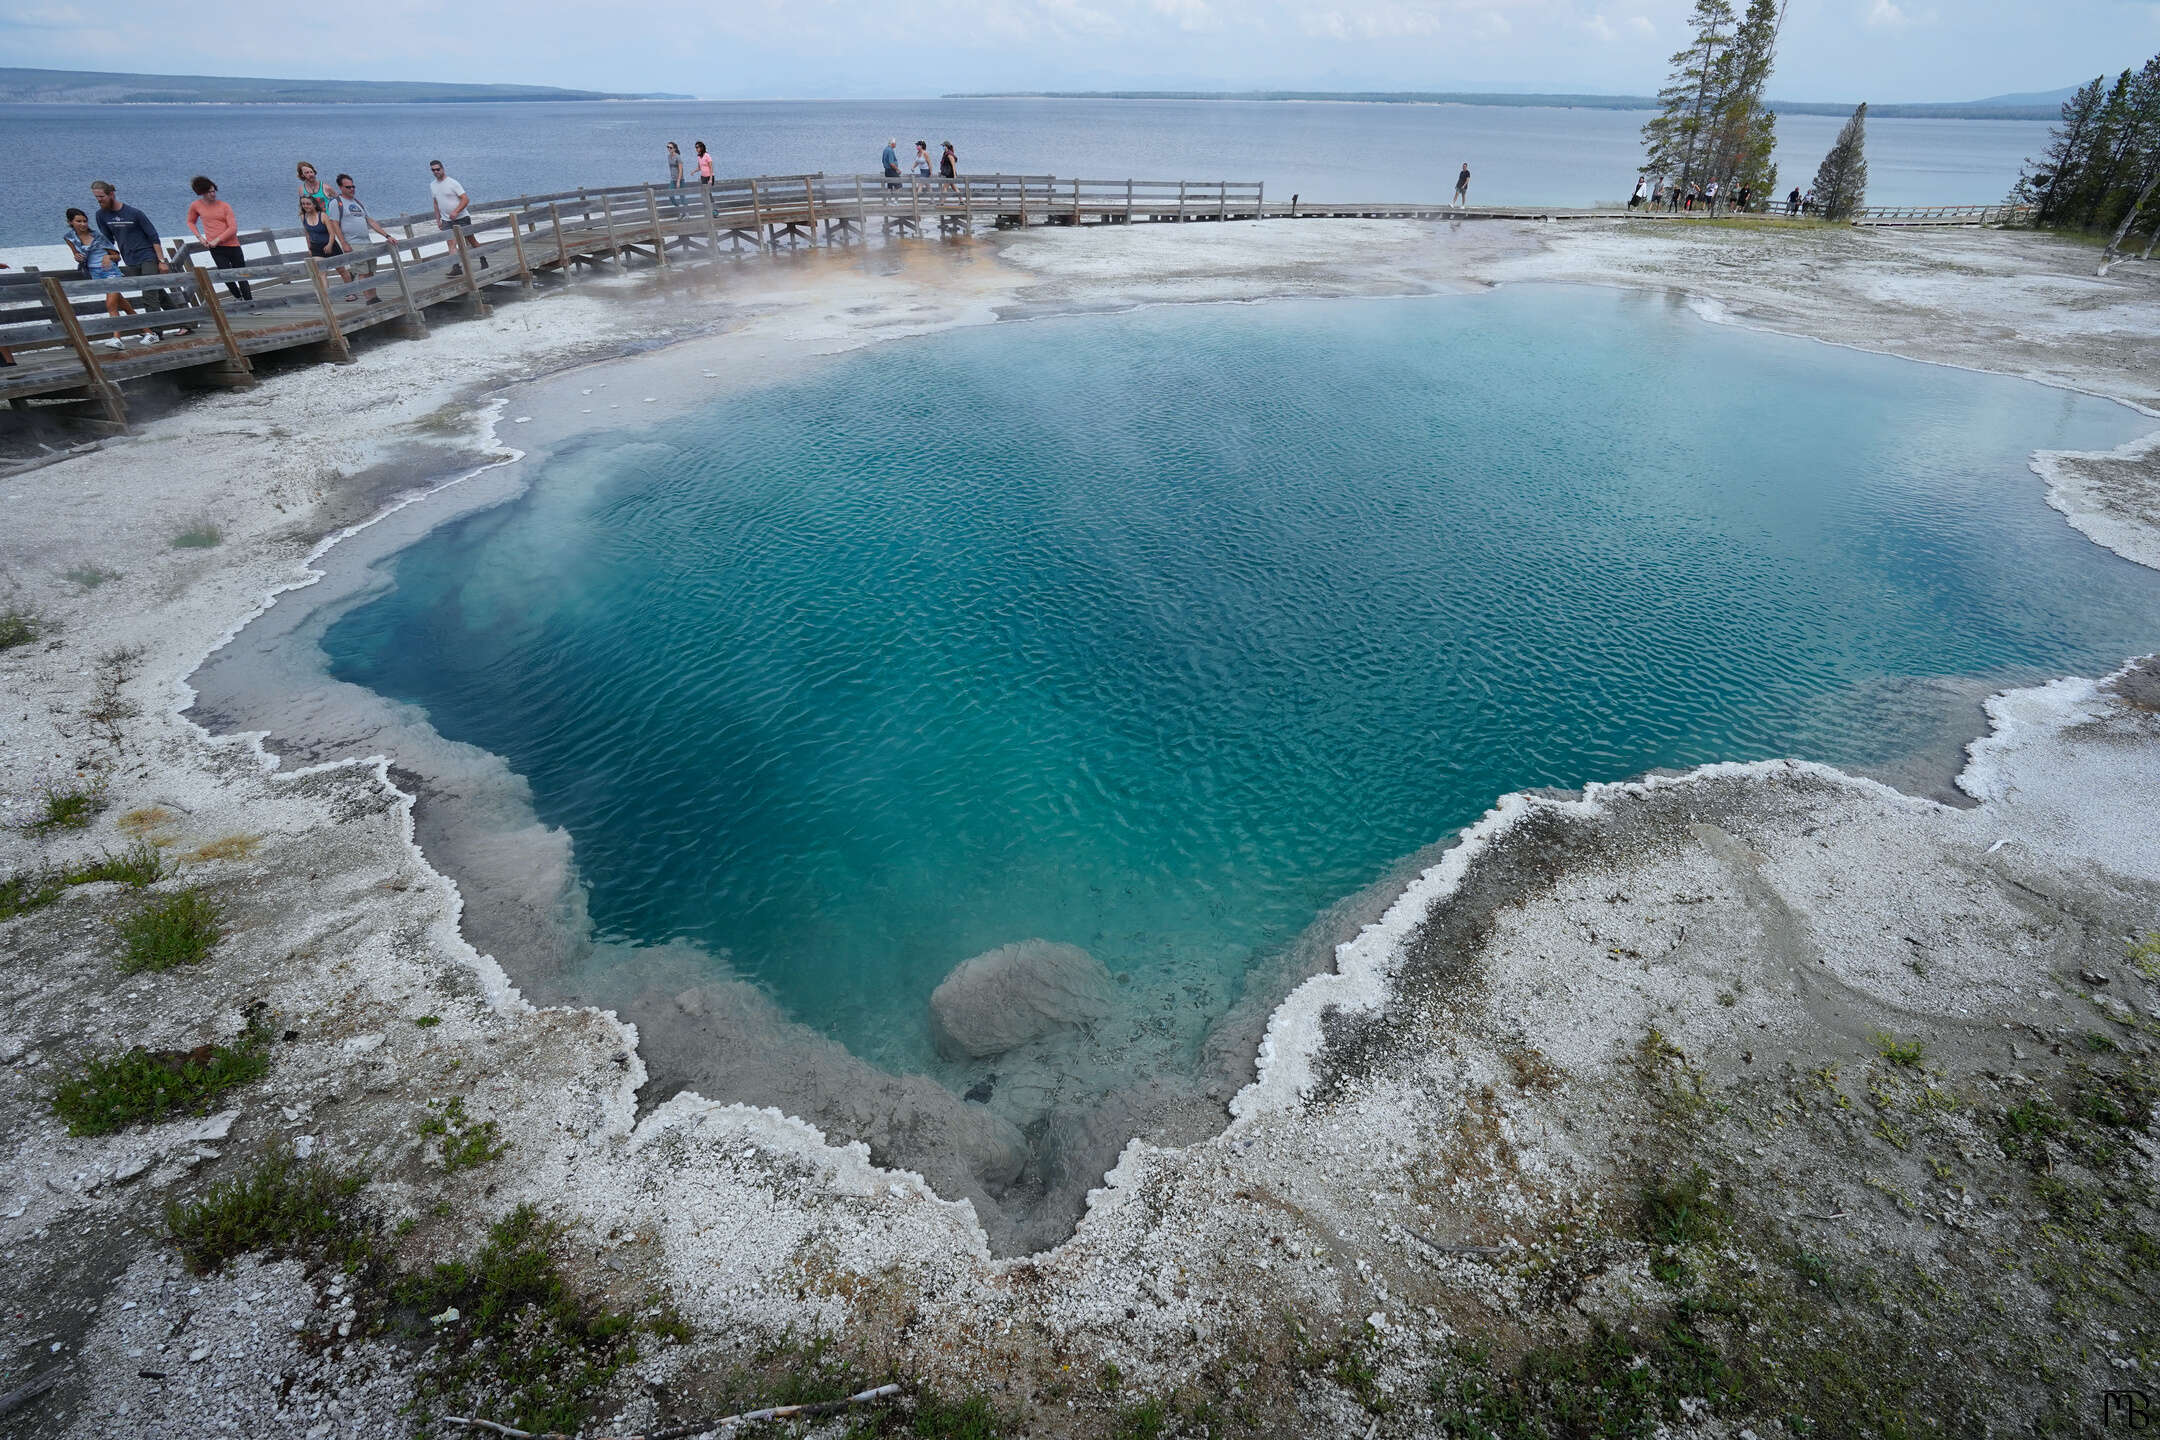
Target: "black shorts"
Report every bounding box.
[308,240,347,258]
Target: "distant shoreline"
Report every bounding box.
[944,90,2063,122]
[0,66,688,106]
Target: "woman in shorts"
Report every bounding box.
[64,206,149,347]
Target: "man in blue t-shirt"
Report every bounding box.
[91,180,178,316]
[881,138,901,191]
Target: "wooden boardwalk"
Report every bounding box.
[0,174,2033,430]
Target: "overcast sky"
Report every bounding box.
[3,0,2154,103]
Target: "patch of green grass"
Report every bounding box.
[166,1146,374,1275]
[413,1015,441,1028]
[0,870,69,921]
[65,563,121,591]
[394,1203,639,1436]
[2130,932,2160,982]
[22,777,108,836]
[116,886,222,972]
[0,843,163,923]
[1871,1032,1926,1068]
[419,1096,509,1171]
[52,1018,270,1135]
[0,605,43,650]
[170,519,224,549]
[1111,1396,1170,1440]
[1638,1165,1727,1285]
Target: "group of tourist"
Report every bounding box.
[1628,174,1789,215]
[37,159,487,351]
[878,139,961,189]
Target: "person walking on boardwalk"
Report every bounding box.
[667,141,684,189]
[296,161,332,219]
[694,141,714,185]
[66,206,148,348]
[1787,186,1801,216]
[1451,161,1471,207]
[186,176,252,301]
[299,194,358,294]
[332,173,390,305]
[90,180,178,327]
[1629,176,1646,210]
[913,141,933,179]
[938,141,959,195]
[881,138,901,190]
[429,159,487,275]
[1704,178,1719,215]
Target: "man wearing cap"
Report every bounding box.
[91,180,178,323]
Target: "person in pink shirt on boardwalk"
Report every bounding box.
[186,176,251,301]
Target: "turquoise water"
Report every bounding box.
[324,287,2157,1078]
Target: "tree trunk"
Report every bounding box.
[2101,168,2160,269]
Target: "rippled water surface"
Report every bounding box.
[324,287,2157,1074]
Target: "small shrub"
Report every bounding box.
[65,563,121,591]
[171,520,224,549]
[419,1095,509,1171]
[166,1147,372,1275]
[0,869,67,921]
[2131,932,2160,982]
[1871,1033,1926,1068]
[395,1204,640,1435]
[67,841,166,887]
[23,777,108,835]
[0,606,43,650]
[117,887,223,972]
[414,1015,442,1028]
[52,1021,269,1135]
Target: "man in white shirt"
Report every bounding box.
[429,159,487,275]
[333,173,393,304]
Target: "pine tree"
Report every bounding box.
[1811,103,1868,220]
[1701,0,1786,200]
[2076,57,2160,231]
[2012,76,2107,223]
[1640,0,1737,193]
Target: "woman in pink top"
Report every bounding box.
[694,140,714,184]
[187,176,252,300]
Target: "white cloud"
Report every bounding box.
[1864,0,1930,29]
[1627,14,1653,36]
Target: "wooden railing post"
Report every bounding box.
[1256,181,1264,220]
[801,175,819,235]
[749,177,767,245]
[854,176,867,232]
[40,275,127,427]
[303,256,354,363]
[642,185,670,268]
[507,219,534,288]
[189,264,253,379]
[600,192,623,267]
[1218,181,1227,221]
[549,203,570,274]
[702,185,720,252]
[1126,179,1134,224]
[1177,181,1187,222]
[382,237,428,337]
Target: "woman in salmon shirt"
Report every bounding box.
[187,176,251,300]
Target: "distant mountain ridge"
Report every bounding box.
[0,67,688,104]
[948,89,2072,121]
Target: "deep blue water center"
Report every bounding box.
[324,287,2157,1074]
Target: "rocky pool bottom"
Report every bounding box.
[188,284,2158,1253]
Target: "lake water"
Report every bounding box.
[319,286,2157,1111]
[0,97,2047,249]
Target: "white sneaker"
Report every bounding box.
[139,333,159,346]
[103,337,125,350]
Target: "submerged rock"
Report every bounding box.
[928,941,1117,1059]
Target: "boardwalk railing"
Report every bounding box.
[1849,203,2032,227]
[0,171,2027,429]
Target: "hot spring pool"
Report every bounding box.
[308,284,2156,1240]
